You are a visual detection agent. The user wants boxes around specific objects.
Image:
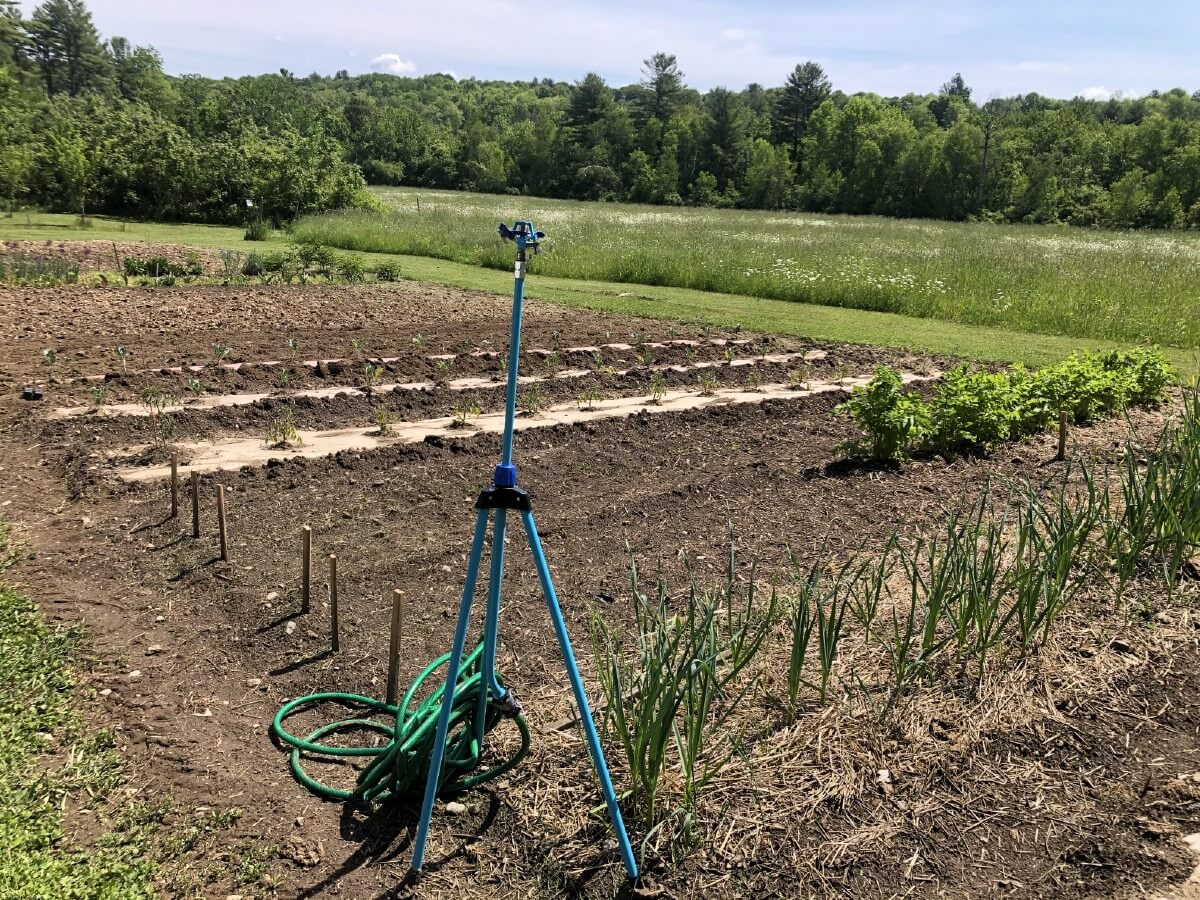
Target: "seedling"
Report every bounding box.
[451,396,482,427]
[89,384,109,409]
[213,341,231,363]
[42,348,57,367]
[636,350,655,367]
[362,362,383,394]
[745,370,763,392]
[186,377,204,399]
[724,347,736,363]
[519,386,545,416]
[139,387,178,447]
[577,386,604,410]
[265,410,301,448]
[373,405,394,435]
[350,338,365,358]
[112,345,129,374]
[544,352,561,372]
[435,357,454,379]
[591,351,605,371]
[698,371,718,396]
[412,333,427,349]
[286,337,299,361]
[649,372,667,404]
[788,367,810,388]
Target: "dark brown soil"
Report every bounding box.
[1,280,1197,900]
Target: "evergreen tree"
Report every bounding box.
[640,52,684,122]
[26,0,113,96]
[772,61,830,165]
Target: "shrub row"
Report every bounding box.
[838,347,1174,462]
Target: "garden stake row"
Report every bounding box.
[272,221,639,880]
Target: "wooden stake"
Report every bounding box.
[328,554,339,652]
[169,453,179,518]
[1056,409,1068,461]
[386,589,405,706]
[190,471,200,538]
[216,485,228,561]
[301,526,312,613]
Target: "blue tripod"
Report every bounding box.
[410,221,639,879]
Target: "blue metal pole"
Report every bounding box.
[411,507,490,873]
[474,508,508,749]
[499,247,526,468]
[519,509,639,879]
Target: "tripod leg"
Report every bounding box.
[519,510,639,879]
[474,508,509,749]
[411,507,490,874]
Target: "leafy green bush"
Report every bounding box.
[1100,346,1173,406]
[373,261,401,282]
[241,252,266,277]
[336,254,366,283]
[1036,353,1128,423]
[244,220,270,241]
[929,366,1017,453]
[836,366,931,462]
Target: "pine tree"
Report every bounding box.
[772,61,830,165]
[26,0,113,96]
[640,52,684,122]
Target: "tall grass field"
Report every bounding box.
[294,188,1200,348]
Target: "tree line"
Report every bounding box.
[2,0,1199,228]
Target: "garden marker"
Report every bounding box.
[271,222,638,881]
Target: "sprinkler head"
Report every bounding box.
[21,385,44,401]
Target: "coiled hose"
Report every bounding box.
[272,642,530,803]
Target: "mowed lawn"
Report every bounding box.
[292,187,1200,350]
[2,211,1196,373]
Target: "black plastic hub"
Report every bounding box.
[475,485,532,512]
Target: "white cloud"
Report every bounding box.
[370,53,416,75]
[1078,85,1139,101]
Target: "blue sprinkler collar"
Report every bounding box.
[493,463,517,488]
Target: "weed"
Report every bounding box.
[374,261,401,282]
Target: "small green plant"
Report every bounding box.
[212,342,231,364]
[112,345,129,374]
[42,348,57,368]
[264,410,301,447]
[218,249,243,279]
[649,372,667,404]
[244,220,270,241]
[286,337,299,361]
[373,405,394,435]
[412,333,427,349]
[577,386,604,410]
[451,395,482,427]
[544,352,561,372]
[519,386,545,416]
[89,384,109,409]
[745,369,763,391]
[361,362,383,394]
[185,377,204,399]
[698,370,718,396]
[139,388,178,447]
[349,338,365,358]
[241,252,266,277]
[787,367,809,388]
[929,366,1018,454]
[276,368,291,390]
[836,366,931,463]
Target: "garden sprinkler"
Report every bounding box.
[409,221,639,878]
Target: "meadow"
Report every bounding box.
[293,187,1200,349]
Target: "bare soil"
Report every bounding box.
[1,280,1198,900]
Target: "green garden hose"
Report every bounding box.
[272,642,530,804]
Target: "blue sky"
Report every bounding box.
[34,0,1200,99]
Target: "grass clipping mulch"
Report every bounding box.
[410,398,1200,898]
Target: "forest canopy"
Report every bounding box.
[2,0,1199,228]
